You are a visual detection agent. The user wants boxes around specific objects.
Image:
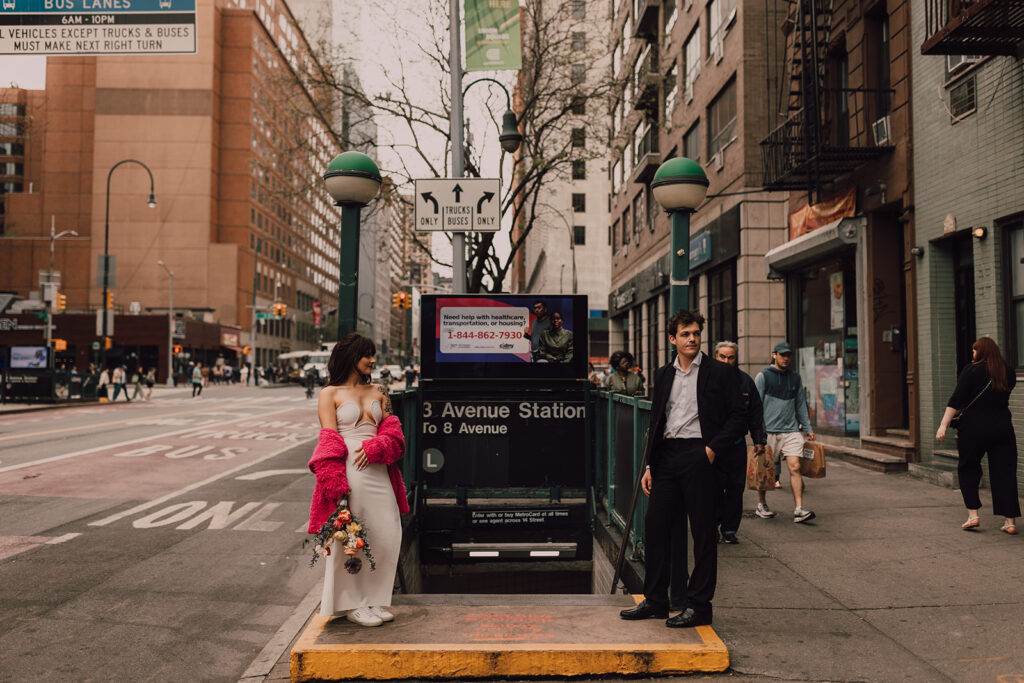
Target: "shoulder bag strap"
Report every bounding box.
[957,380,991,417]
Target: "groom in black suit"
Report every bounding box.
[620,309,746,627]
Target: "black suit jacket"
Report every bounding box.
[643,352,748,472]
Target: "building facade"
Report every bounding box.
[911,0,1024,491]
[608,0,789,381]
[0,0,360,379]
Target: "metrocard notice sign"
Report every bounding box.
[0,0,196,56]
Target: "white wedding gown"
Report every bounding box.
[319,400,402,615]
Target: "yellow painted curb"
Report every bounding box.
[291,613,729,681]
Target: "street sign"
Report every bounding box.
[0,0,197,56]
[95,309,114,336]
[256,312,273,320]
[414,178,500,232]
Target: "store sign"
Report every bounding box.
[221,330,240,347]
[689,233,713,268]
[613,285,635,310]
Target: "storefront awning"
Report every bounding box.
[764,216,865,279]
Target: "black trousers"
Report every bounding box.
[645,439,718,612]
[715,442,747,534]
[957,427,1021,517]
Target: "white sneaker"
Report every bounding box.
[794,506,816,523]
[346,607,383,627]
[755,503,776,519]
[370,605,394,622]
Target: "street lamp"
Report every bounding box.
[650,157,709,314]
[156,260,174,386]
[102,159,156,371]
[250,235,286,373]
[323,151,382,341]
[46,216,78,361]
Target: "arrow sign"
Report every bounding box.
[421,192,439,214]
[477,191,495,213]
[414,178,500,233]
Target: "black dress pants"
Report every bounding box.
[957,426,1021,517]
[644,439,718,612]
[715,442,747,534]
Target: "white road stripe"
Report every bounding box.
[235,469,308,481]
[0,402,306,474]
[87,436,316,527]
[45,533,81,544]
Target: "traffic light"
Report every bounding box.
[55,292,67,312]
[105,291,114,309]
[402,292,412,309]
[242,345,252,356]
[53,339,67,352]
[273,302,287,317]
[392,292,402,308]
[173,344,183,354]
[104,336,112,350]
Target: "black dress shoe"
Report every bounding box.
[619,600,668,620]
[721,530,739,544]
[666,607,712,628]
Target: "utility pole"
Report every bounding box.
[449,0,466,293]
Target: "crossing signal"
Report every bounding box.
[173,344,183,354]
[55,292,67,312]
[53,339,67,351]
[105,291,114,309]
[104,336,112,350]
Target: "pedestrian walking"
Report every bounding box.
[607,350,644,396]
[403,365,417,389]
[619,309,746,628]
[192,361,204,398]
[131,365,146,401]
[712,341,767,543]
[308,333,407,627]
[755,341,815,523]
[144,367,156,401]
[936,337,1020,534]
[97,366,111,401]
[111,365,131,402]
[240,363,250,386]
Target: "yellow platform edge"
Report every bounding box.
[291,614,730,681]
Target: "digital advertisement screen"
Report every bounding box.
[421,294,588,380]
[11,346,48,369]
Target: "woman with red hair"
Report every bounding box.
[936,337,1020,534]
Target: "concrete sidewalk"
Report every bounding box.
[253,457,1023,682]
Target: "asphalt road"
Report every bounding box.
[0,384,324,681]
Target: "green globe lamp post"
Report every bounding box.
[323,152,382,341]
[650,157,709,314]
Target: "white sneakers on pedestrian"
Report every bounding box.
[370,605,394,622]
[794,506,816,523]
[346,607,383,627]
[755,503,776,519]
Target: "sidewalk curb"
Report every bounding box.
[0,400,105,415]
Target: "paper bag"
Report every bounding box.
[746,445,776,491]
[799,441,826,478]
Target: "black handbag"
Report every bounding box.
[950,380,990,429]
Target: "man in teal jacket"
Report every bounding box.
[755,341,816,523]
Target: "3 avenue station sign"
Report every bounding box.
[0,0,196,55]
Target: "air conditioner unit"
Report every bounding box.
[872,115,891,146]
[946,54,982,75]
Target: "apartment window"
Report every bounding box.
[664,62,679,119]
[707,260,737,351]
[572,160,587,179]
[612,219,620,246]
[632,192,644,242]
[664,0,678,35]
[570,95,586,115]
[572,32,585,51]
[571,64,586,86]
[250,234,255,249]
[647,186,658,232]
[708,79,737,157]
[622,209,630,245]
[1005,219,1024,368]
[0,142,24,155]
[613,41,622,76]
[828,49,850,146]
[683,27,701,95]
[572,193,586,212]
[684,120,701,162]
[950,75,977,120]
[867,12,891,118]
[707,0,736,51]
[612,158,622,194]
[572,0,585,19]
[613,100,622,136]
[574,225,586,245]
[572,127,585,148]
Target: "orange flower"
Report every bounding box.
[355,537,365,548]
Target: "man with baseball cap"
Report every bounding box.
[755,341,816,523]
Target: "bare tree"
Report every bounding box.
[295,0,617,292]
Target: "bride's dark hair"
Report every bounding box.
[326,333,376,386]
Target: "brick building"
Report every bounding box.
[911,0,1024,492]
[607,0,789,381]
[0,0,357,379]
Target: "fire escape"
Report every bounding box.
[760,0,892,203]
[921,0,1024,55]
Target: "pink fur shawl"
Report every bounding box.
[306,414,409,533]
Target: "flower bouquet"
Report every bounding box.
[308,497,375,573]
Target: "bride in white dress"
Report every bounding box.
[316,333,402,627]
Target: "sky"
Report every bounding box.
[1,55,47,89]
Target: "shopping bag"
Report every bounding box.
[799,441,826,478]
[746,445,775,491]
